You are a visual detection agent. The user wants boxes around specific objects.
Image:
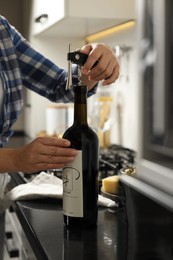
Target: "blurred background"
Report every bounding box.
[0,0,138,151]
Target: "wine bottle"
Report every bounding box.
[62,84,99,229]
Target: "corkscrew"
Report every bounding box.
[65,44,89,90]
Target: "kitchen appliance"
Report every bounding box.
[118,176,173,260]
[99,144,135,179]
[136,0,173,203]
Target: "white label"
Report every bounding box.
[62,151,83,217]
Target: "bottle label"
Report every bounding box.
[62,151,83,217]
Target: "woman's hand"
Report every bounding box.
[80,43,119,88]
[0,137,77,174]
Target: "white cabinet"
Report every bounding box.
[31,0,136,37]
[31,0,64,35]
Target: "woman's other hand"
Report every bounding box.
[0,137,77,173]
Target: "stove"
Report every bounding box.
[99,144,135,177]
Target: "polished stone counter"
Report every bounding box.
[9,173,124,260]
[8,173,173,260]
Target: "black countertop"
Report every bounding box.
[8,173,125,260]
[8,173,173,260]
[15,200,122,260]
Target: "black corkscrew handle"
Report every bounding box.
[67,51,98,67]
[67,51,88,66]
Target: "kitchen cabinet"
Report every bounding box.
[31,0,64,36]
[31,0,136,37]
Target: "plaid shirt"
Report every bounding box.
[0,16,95,147]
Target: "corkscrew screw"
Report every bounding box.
[65,44,89,90]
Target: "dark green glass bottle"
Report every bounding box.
[62,85,99,229]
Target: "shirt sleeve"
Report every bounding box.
[3,17,97,103]
[13,29,77,102]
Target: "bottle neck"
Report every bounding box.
[73,85,88,125]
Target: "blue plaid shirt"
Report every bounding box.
[0,16,96,147]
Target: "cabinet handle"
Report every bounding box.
[5,232,19,258]
[35,14,48,23]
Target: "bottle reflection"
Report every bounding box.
[63,227,98,260]
[100,209,118,260]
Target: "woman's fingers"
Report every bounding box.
[80,43,119,85]
[15,137,77,173]
[35,136,71,147]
